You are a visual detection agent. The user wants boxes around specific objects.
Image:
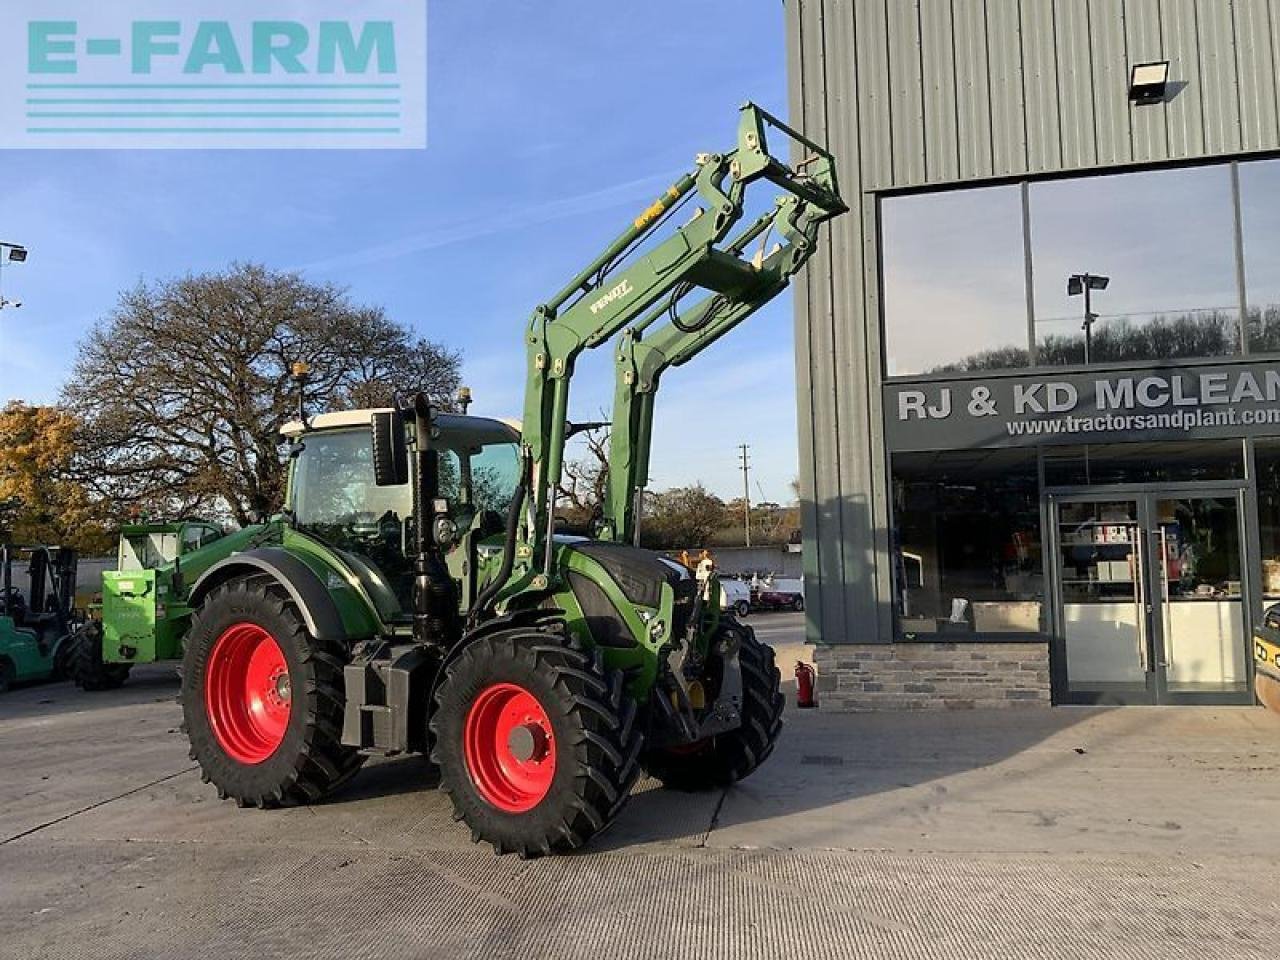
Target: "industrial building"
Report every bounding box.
[788,0,1280,706]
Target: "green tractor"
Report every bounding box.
[0,545,79,692]
[80,104,846,854]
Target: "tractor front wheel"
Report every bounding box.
[642,620,784,791]
[181,574,364,808]
[66,621,132,691]
[431,623,644,857]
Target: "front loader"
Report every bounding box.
[94,103,846,855]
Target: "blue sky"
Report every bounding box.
[0,1,800,503]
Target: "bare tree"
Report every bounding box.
[558,423,610,530]
[63,263,461,526]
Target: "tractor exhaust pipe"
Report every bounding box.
[409,394,458,652]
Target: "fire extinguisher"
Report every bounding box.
[795,661,817,709]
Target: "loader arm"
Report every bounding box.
[505,103,845,592]
[601,188,833,545]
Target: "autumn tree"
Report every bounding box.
[63,264,461,525]
[0,401,113,552]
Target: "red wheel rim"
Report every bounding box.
[204,623,291,765]
[463,683,556,812]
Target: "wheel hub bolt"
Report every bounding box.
[273,673,291,702]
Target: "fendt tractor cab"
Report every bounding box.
[0,545,78,692]
[80,104,847,855]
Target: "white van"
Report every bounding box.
[719,578,752,617]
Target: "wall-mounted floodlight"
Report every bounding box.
[1129,61,1169,104]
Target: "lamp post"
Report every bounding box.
[1067,273,1110,365]
[0,242,29,310]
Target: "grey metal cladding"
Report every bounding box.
[1126,0,1169,162]
[786,0,1280,645]
[1235,0,1280,151]
[920,0,960,181]
[954,0,995,179]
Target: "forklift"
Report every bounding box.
[0,544,79,692]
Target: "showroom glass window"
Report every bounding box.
[1029,165,1240,365]
[881,184,1029,376]
[1042,439,1245,487]
[891,449,1042,636]
[1241,158,1280,352]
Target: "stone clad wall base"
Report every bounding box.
[812,642,1051,711]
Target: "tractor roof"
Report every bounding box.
[281,409,521,442]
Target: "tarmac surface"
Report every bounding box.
[3,612,1280,959]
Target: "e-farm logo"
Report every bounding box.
[0,1,426,149]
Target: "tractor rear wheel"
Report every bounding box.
[642,620,784,791]
[66,621,132,691]
[181,574,364,808]
[431,622,644,857]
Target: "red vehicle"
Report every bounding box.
[753,577,805,612]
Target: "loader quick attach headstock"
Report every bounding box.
[508,103,846,598]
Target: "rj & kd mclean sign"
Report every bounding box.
[883,361,1280,452]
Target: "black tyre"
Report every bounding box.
[734,599,751,618]
[181,574,364,808]
[0,658,13,694]
[51,636,72,681]
[66,621,132,691]
[792,596,805,612]
[642,620,784,791]
[431,621,644,857]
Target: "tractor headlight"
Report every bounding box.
[433,515,460,549]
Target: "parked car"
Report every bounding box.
[719,578,752,618]
[754,576,805,612]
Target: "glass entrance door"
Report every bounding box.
[1154,496,1249,697]
[1050,490,1252,704]
[1054,498,1151,701]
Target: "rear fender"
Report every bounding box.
[188,548,362,642]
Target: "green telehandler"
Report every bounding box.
[65,520,244,691]
[0,545,79,692]
[81,104,846,855]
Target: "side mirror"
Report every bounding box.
[371,410,409,487]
